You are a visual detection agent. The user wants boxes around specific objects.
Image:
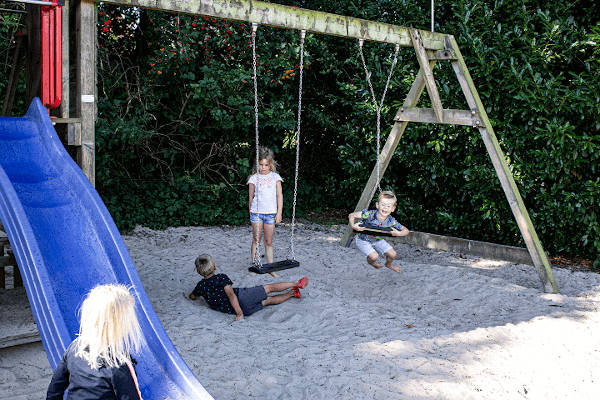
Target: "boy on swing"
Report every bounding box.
[348,190,409,274]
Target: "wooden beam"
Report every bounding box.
[428,49,457,60]
[68,121,82,145]
[76,0,96,185]
[0,331,41,349]
[410,28,444,123]
[341,60,437,247]
[99,0,447,49]
[394,107,480,126]
[446,35,558,293]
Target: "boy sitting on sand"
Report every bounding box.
[348,190,409,273]
[188,254,308,321]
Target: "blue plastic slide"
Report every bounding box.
[0,99,213,399]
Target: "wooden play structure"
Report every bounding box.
[1,0,558,293]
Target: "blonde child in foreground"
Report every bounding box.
[46,284,143,399]
[247,146,283,276]
[188,254,308,321]
[349,190,409,273]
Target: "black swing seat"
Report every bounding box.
[248,259,300,274]
[356,221,394,237]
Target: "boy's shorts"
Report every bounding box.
[250,212,276,225]
[355,237,393,257]
[237,286,268,316]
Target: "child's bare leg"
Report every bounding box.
[367,252,383,269]
[263,224,275,263]
[384,249,401,273]
[262,224,279,277]
[262,290,294,306]
[251,222,263,263]
[263,282,296,294]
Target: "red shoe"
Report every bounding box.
[292,287,301,298]
[296,276,308,289]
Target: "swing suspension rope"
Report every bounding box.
[251,23,305,264]
[357,40,400,203]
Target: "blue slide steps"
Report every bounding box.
[0,99,213,399]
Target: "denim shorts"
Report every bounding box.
[355,237,393,257]
[237,286,268,316]
[250,212,276,225]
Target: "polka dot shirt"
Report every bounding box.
[192,274,239,314]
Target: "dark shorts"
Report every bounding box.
[237,286,268,316]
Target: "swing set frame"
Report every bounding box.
[70,0,556,292]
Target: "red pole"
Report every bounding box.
[40,3,62,110]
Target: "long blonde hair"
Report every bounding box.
[75,284,142,369]
[253,146,278,173]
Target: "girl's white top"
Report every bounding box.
[248,172,283,214]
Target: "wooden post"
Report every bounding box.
[446,36,558,293]
[59,0,70,119]
[340,60,437,247]
[75,0,96,185]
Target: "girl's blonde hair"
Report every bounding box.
[75,284,142,369]
[195,254,215,277]
[254,146,278,173]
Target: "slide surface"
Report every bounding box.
[0,99,213,399]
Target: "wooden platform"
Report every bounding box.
[0,286,39,349]
[0,234,38,348]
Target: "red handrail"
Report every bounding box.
[41,2,62,110]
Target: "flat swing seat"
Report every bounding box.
[355,221,394,237]
[249,259,300,274]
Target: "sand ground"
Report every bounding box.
[1,224,599,399]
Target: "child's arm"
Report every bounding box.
[348,211,365,231]
[275,180,283,223]
[248,182,255,215]
[224,285,244,321]
[391,225,410,237]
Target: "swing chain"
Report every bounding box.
[358,41,400,202]
[290,29,306,261]
[252,22,260,178]
[251,22,263,267]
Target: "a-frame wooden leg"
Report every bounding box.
[341,61,437,247]
[446,36,558,293]
[410,28,444,122]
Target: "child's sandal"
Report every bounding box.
[296,276,308,289]
[292,287,301,298]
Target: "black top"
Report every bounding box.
[192,273,239,314]
[46,341,141,400]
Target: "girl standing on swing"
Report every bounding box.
[247,146,283,276]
